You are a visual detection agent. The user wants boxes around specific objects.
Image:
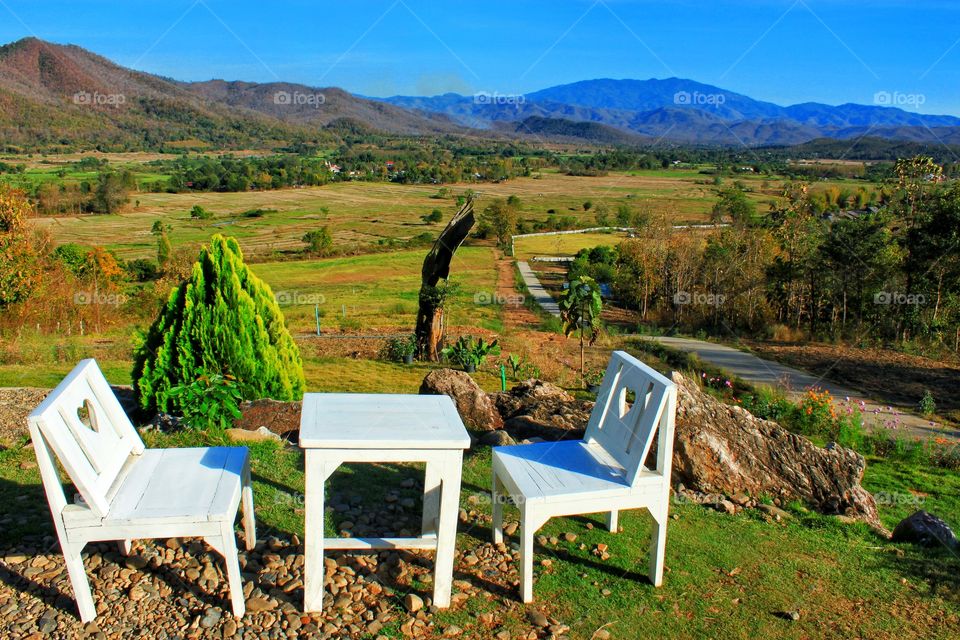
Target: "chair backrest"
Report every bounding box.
[28,359,144,517]
[584,350,677,486]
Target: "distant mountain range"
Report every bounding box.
[1,37,959,151]
[380,78,960,146]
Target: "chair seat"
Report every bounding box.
[63,447,248,528]
[493,441,661,504]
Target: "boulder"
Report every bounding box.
[420,369,503,431]
[891,511,958,549]
[490,379,592,440]
[671,372,883,530]
[479,430,516,447]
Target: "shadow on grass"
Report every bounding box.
[872,542,960,605]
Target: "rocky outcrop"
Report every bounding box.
[892,511,958,549]
[419,369,503,431]
[671,372,883,529]
[490,379,592,441]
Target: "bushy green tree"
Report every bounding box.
[132,234,305,413]
[190,205,213,220]
[303,227,333,255]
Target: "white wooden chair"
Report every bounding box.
[27,359,256,622]
[492,350,677,602]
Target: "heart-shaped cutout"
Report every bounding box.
[76,399,100,433]
[618,387,636,418]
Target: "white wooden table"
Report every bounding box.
[299,393,470,612]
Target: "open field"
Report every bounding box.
[513,230,646,261]
[24,166,867,260]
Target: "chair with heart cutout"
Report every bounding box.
[27,359,256,621]
[491,350,677,602]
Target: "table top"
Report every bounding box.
[299,393,471,450]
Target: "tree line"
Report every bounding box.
[572,157,960,351]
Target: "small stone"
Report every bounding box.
[503,522,518,536]
[527,610,549,627]
[563,532,577,543]
[601,588,612,596]
[403,593,424,613]
[245,596,275,612]
[594,630,611,640]
[222,619,238,637]
[444,625,463,636]
[200,608,221,628]
[787,611,800,621]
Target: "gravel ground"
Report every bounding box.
[0,388,50,447]
[0,492,573,639]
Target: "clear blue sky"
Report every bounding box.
[2,0,959,114]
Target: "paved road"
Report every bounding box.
[517,261,560,317]
[650,336,958,442]
[517,263,957,441]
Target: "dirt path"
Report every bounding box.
[651,336,959,442]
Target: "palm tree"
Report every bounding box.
[558,275,603,387]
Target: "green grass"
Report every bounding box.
[2,436,956,639]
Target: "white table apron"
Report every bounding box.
[299,394,470,613]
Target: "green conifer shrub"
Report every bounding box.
[132,234,305,413]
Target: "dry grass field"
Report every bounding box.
[29,167,798,260]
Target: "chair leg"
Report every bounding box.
[214,523,246,618]
[648,507,668,587]
[492,473,504,545]
[62,541,96,622]
[241,457,257,551]
[519,506,542,603]
[606,510,619,533]
[117,539,133,556]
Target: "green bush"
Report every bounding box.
[380,334,416,361]
[132,234,305,414]
[168,373,242,432]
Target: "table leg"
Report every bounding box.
[433,452,462,608]
[304,452,327,612]
[422,461,442,536]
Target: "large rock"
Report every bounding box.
[420,369,503,431]
[891,511,958,549]
[490,379,592,440]
[671,372,883,529]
